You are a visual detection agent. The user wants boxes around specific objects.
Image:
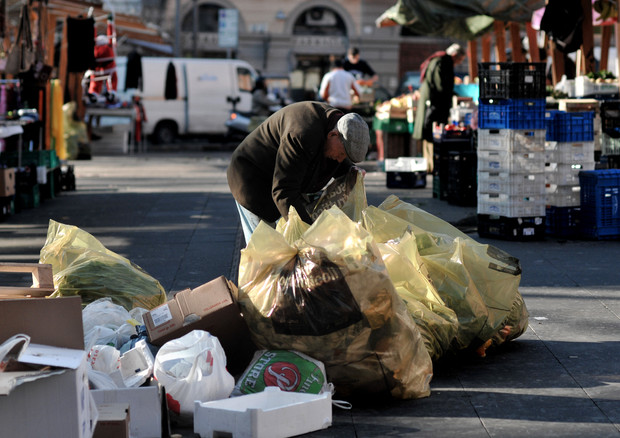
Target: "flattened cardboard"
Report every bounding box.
[144,276,256,375]
[0,296,84,349]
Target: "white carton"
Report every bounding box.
[384,156,427,173]
[193,387,332,438]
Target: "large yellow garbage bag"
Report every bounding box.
[39,220,167,310]
[362,206,459,361]
[236,207,433,399]
[378,196,529,353]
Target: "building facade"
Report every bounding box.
[150,0,457,99]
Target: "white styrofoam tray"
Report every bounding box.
[194,387,332,438]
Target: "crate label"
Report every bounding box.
[524,75,534,83]
[150,304,173,327]
[523,227,535,235]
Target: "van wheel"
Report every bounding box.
[152,122,177,144]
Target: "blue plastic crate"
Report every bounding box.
[547,111,595,142]
[478,98,546,130]
[545,110,560,141]
[579,169,620,239]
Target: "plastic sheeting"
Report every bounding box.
[376,0,546,40]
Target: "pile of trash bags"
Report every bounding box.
[235,169,528,399]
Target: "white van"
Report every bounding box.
[115,57,259,143]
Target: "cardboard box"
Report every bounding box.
[144,276,256,375]
[92,403,130,438]
[0,296,95,438]
[91,386,162,438]
[0,167,15,197]
[0,345,98,438]
[194,387,332,438]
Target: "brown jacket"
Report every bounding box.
[227,101,352,224]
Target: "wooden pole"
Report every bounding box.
[481,33,492,62]
[467,39,478,81]
[525,22,540,62]
[509,22,525,62]
[580,0,595,73]
[494,21,507,62]
[600,25,612,71]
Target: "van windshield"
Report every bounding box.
[237,67,255,92]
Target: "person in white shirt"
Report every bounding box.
[319,59,361,112]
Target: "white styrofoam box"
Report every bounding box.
[384,156,427,172]
[545,184,581,207]
[194,387,332,438]
[477,171,545,196]
[477,149,545,174]
[544,141,595,163]
[601,133,620,155]
[477,192,546,217]
[575,76,620,97]
[91,385,161,438]
[477,129,546,152]
[545,161,595,185]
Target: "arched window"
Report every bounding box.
[292,7,346,36]
[181,3,222,32]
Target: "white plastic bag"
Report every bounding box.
[154,330,234,417]
[82,298,141,349]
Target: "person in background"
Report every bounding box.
[227,101,370,244]
[412,43,467,172]
[343,47,379,86]
[319,59,362,113]
[249,77,281,131]
[251,77,280,117]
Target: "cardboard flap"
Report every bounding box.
[0,368,68,396]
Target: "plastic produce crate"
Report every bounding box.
[477,214,545,241]
[478,98,546,129]
[544,141,595,163]
[546,206,581,238]
[477,149,545,174]
[478,129,545,152]
[579,169,620,239]
[600,100,620,138]
[545,161,596,185]
[478,171,545,196]
[546,111,595,142]
[545,184,581,207]
[447,150,477,206]
[478,62,546,99]
[477,192,546,217]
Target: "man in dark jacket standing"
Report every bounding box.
[227,101,370,243]
[413,43,466,171]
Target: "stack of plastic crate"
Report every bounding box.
[476,62,547,240]
[544,110,595,238]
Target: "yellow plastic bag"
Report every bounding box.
[306,168,367,223]
[378,196,528,353]
[237,207,433,399]
[39,220,167,310]
[362,206,459,361]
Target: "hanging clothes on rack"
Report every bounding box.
[164,61,177,100]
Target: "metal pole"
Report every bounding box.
[192,0,198,57]
[174,0,180,57]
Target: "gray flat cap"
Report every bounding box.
[337,113,370,163]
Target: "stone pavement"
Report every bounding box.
[1,147,619,438]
